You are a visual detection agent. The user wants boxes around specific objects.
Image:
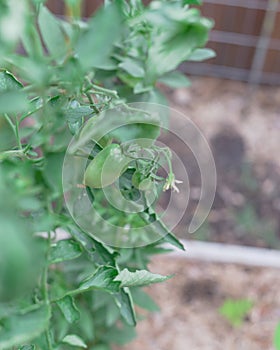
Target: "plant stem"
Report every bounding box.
[3,113,15,131]
[85,78,118,98]
[65,0,82,20]
[20,105,43,122]
[0,149,26,161]
[3,114,22,149]
[85,92,100,114]
[43,232,53,350]
[15,118,22,150]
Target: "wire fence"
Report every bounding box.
[47,0,280,85]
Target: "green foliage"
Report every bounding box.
[219,298,253,327]
[0,0,213,348]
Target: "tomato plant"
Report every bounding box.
[0,0,214,349]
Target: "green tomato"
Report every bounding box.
[138,178,153,191]
[132,170,144,188]
[84,144,131,188]
[79,116,109,148]
[132,171,153,191]
[108,111,161,147]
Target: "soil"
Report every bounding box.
[119,256,280,350]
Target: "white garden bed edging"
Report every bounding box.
[166,240,280,268]
[53,229,280,268]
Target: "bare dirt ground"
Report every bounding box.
[120,256,280,350]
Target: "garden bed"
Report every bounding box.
[119,255,280,350]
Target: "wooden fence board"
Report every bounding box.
[46,0,280,84]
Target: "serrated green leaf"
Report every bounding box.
[68,226,117,267]
[0,70,23,92]
[76,3,123,70]
[77,306,95,342]
[105,300,120,327]
[43,151,65,194]
[18,345,36,350]
[113,288,136,326]
[139,209,185,250]
[158,71,191,88]
[115,268,170,288]
[56,295,80,324]
[91,239,118,267]
[49,239,82,264]
[146,8,214,78]
[66,104,93,135]
[21,20,44,59]
[274,322,280,350]
[18,346,35,350]
[0,70,27,113]
[66,105,93,123]
[0,305,50,349]
[77,266,120,293]
[188,48,216,61]
[62,334,87,348]
[38,6,67,60]
[163,231,185,250]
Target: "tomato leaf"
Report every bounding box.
[77,266,121,293]
[18,345,35,350]
[119,58,145,78]
[115,268,170,288]
[62,334,87,348]
[158,71,191,88]
[38,6,67,60]
[113,288,136,326]
[56,295,80,324]
[0,70,23,91]
[187,48,216,61]
[0,305,50,349]
[76,3,123,70]
[49,239,82,264]
[0,70,28,113]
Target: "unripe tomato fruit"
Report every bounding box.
[79,116,109,148]
[132,170,143,188]
[84,144,131,188]
[138,177,153,191]
[132,171,153,191]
